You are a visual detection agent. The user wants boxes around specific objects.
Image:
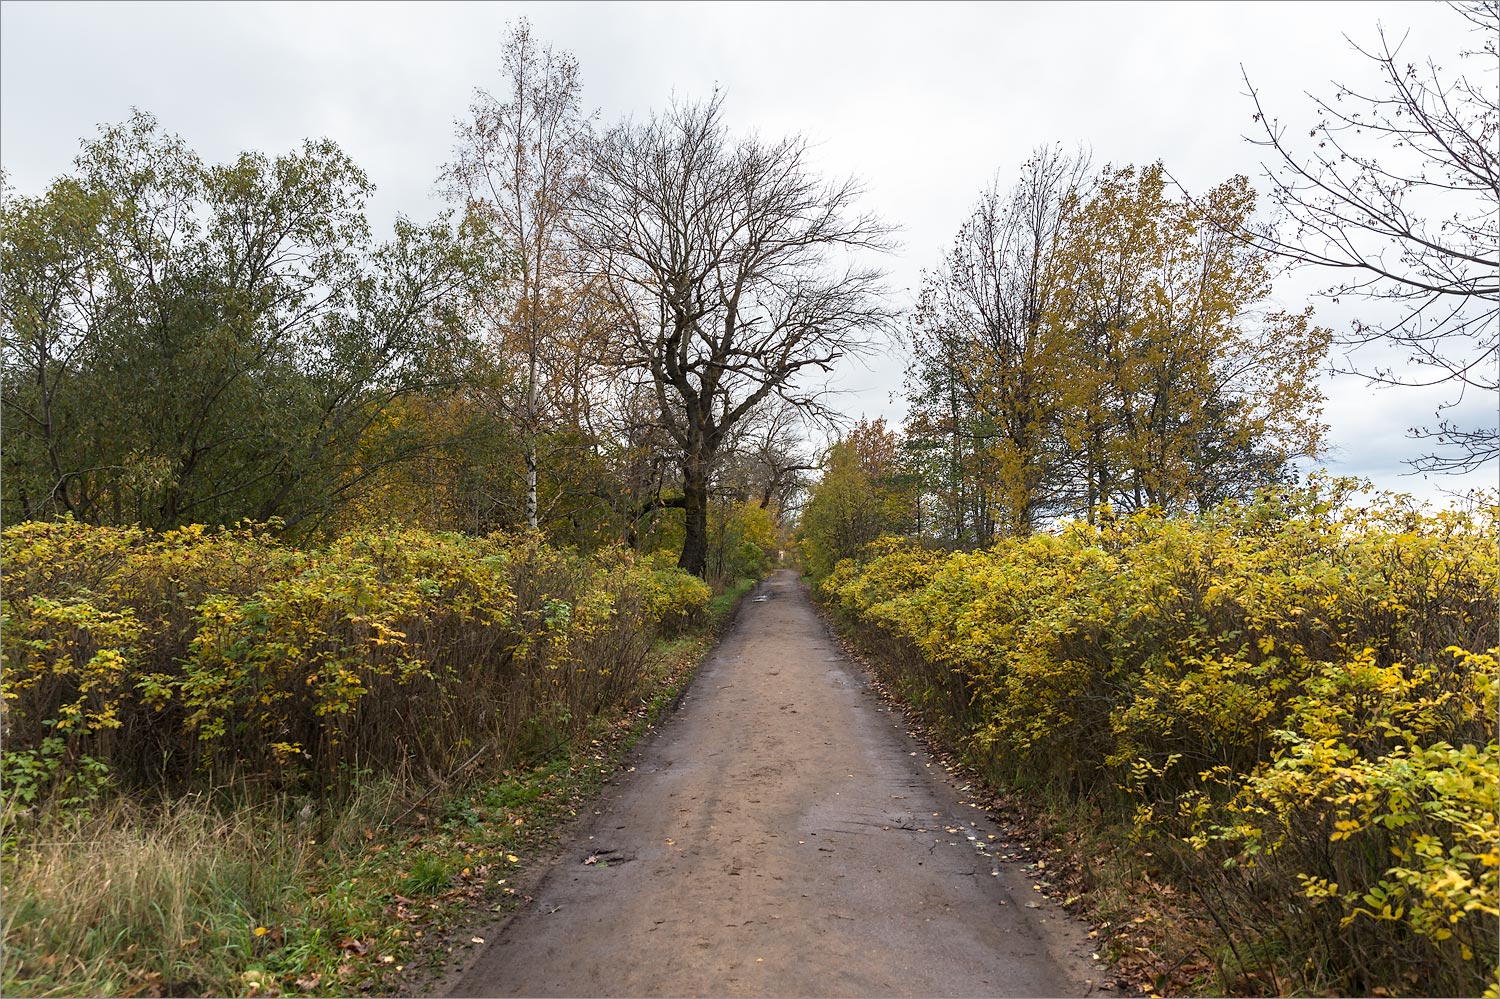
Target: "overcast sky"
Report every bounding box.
[2,1,1494,503]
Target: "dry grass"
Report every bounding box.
[3,797,316,996]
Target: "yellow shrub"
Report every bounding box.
[2,520,705,800]
[819,481,1499,995]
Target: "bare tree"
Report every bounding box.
[709,398,817,514]
[1242,1,1498,472]
[741,400,817,514]
[445,19,594,529]
[573,94,894,576]
[594,371,681,550]
[907,145,1091,538]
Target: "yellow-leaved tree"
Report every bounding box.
[1051,163,1331,520]
[797,419,916,580]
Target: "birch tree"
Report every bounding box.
[446,19,594,530]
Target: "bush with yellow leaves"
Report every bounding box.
[1,519,710,803]
[622,549,714,636]
[820,479,1498,996]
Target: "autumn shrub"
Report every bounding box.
[1180,649,1497,996]
[624,550,714,636]
[1,519,708,804]
[819,480,1499,995]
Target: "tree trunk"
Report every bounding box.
[678,461,710,578]
[525,445,539,531]
[524,371,540,531]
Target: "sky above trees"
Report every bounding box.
[2,0,1492,501]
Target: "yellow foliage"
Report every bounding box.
[821,480,1499,995]
[2,518,709,800]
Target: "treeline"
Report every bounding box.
[816,480,1498,996]
[1,34,1342,581]
[1,22,877,578]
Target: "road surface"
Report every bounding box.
[440,569,1109,998]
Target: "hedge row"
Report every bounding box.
[820,482,1497,997]
[2,520,710,801]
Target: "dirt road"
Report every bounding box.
[442,570,1110,998]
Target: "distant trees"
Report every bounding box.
[1,44,891,581]
[1,112,495,531]
[797,419,914,579]
[573,94,893,576]
[894,156,1331,546]
[1243,1,1498,473]
[7,18,1394,586]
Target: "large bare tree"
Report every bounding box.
[1242,1,1498,473]
[574,94,893,576]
